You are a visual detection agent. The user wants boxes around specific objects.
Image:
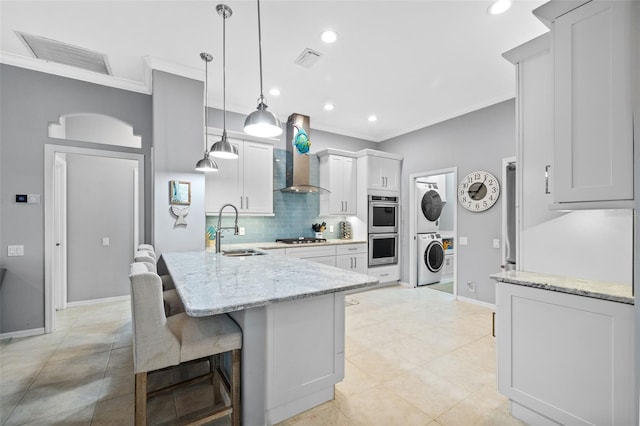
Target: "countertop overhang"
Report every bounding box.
[162,250,379,316]
[215,238,367,251]
[491,270,634,305]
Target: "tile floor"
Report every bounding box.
[0,285,524,425]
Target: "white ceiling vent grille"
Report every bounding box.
[16,31,112,75]
[294,48,322,69]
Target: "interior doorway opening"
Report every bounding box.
[408,167,458,294]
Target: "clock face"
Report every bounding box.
[458,171,500,212]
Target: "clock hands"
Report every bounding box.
[468,175,488,200]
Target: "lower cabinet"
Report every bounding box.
[367,264,399,283]
[266,292,345,424]
[284,246,337,267]
[335,244,367,274]
[496,283,635,425]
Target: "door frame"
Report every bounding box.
[408,167,458,291]
[44,145,144,333]
[501,157,518,269]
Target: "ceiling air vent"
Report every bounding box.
[16,31,112,75]
[294,48,322,69]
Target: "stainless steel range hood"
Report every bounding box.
[279,113,329,193]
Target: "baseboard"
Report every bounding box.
[66,294,130,308]
[456,295,496,310]
[0,327,45,340]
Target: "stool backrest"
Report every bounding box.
[134,251,156,273]
[129,262,180,373]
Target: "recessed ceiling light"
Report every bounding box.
[368,115,377,122]
[488,0,512,15]
[324,103,335,111]
[321,30,338,43]
[269,88,281,96]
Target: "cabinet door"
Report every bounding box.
[553,0,633,203]
[242,141,273,214]
[205,137,241,214]
[342,157,357,214]
[381,158,400,191]
[328,156,346,214]
[366,156,386,190]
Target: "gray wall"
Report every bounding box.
[152,71,207,256]
[66,154,137,302]
[0,64,152,334]
[380,99,516,304]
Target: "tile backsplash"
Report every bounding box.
[206,148,346,244]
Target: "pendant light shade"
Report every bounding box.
[243,0,282,138]
[209,4,239,159]
[195,52,218,172]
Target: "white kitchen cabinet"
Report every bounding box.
[284,245,337,267]
[496,283,635,425]
[367,264,399,283]
[335,244,367,274]
[265,292,345,424]
[366,155,401,192]
[205,135,274,215]
[535,0,634,208]
[318,150,357,216]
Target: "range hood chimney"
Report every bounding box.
[279,113,329,193]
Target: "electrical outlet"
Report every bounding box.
[239,227,245,236]
[467,281,475,292]
[102,237,110,247]
[329,225,334,233]
[493,239,500,249]
[459,237,468,246]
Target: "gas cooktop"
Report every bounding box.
[275,237,327,245]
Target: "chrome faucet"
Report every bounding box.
[215,203,239,253]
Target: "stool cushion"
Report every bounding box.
[167,313,242,364]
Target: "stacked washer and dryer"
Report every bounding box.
[416,181,445,286]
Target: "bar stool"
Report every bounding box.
[129,263,242,426]
[135,247,175,290]
[133,260,185,317]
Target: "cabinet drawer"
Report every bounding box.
[336,244,367,256]
[367,264,399,282]
[302,255,336,267]
[285,245,336,258]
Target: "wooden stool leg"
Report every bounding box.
[231,349,241,426]
[135,372,147,426]
[212,354,222,403]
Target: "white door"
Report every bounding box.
[242,141,273,214]
[53,154,68,310]
[205,137,242,214]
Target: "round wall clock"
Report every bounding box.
[458,171,500,212]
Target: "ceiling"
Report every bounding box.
[0,0,548,142]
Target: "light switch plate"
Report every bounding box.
[493,239,500,249]
[459,237,468,246]
[329,225,334,233]
[8,245,24,256]
[27,194,41,204]
[102,237,110,247]
[239,227,245,236]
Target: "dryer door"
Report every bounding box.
[421,190,443,222]
[424,241,444,272]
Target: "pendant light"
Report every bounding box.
[243,0,283,138]
[195,52,219,172]
[209,4,239,159]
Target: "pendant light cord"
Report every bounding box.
[204,56,209,152]
[222,9,227,131]
[257,0,264,99]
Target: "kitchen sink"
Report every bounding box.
[221,248,266,257]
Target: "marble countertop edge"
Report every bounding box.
[490,270,634,305]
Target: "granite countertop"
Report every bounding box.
[162,250,378,316]
[214,239,367,251]
[491,270,634,305]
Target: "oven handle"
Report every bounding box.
[368,233,399,240]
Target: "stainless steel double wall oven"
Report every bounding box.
[368,195,399,266]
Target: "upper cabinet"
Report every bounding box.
[535,0,635,209]
[318,149,357,215]
[363,152,401,192]
[205,131,274,215]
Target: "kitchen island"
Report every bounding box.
[162,250,378,425]
[491,271,635,425]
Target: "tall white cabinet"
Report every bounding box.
[317,149,357,216]
[534,0,634,209]
[205,131,274,215]
[365,154,401,192]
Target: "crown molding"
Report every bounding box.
[143,55,205,83]
[0,51,150,94]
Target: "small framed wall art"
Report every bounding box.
[169,180,191,205]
